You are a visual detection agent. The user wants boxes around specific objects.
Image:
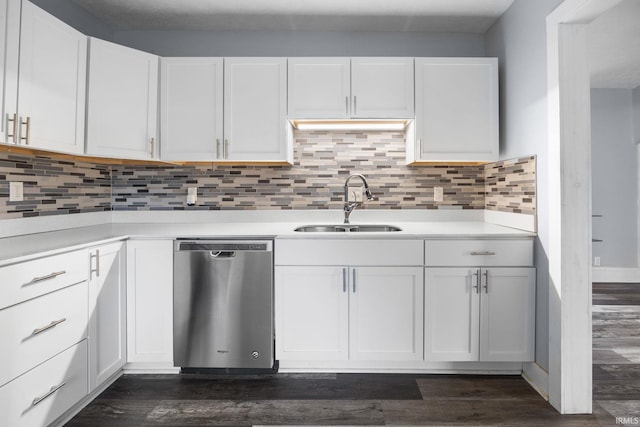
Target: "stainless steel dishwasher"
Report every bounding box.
[173,239,275,372]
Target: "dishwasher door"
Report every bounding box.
[173,240,274,370]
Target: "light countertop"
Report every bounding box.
[0,219,535,266]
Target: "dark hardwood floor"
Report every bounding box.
[592,283,640,426]
[65,283,640,426]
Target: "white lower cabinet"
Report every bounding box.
[125,239,174,370]
[88,242,126,391]
[350,267,424,362]
[0,282,88,387]
[276,266,349,361]
[275,264,424,364]
[424,267,535,362]
[0,340,88,427]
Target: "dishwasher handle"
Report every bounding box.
[210,250,236,258]
[177,240,272,252]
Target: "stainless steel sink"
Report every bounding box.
[294,224,402,232]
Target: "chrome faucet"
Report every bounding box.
[343,174,375,224]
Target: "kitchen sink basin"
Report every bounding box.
[294,224,402,232]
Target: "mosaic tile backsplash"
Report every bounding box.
[0,131,536,219]
[0,153,111,219]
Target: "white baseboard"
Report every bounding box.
[522,362,549,400]
[592,267,640,283]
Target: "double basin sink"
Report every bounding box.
[295,224,401,233]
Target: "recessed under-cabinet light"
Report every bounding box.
[291,119,411,131]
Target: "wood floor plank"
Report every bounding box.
[416,375,540,400]
[145,399,385,426]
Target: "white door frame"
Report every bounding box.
[546,0,624,414]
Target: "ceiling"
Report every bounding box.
[588,0,640,89]
[68,0,516,33]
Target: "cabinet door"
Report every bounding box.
[88,242,125,391]
[86,37,158,159]
[0,0,19,145]
[224,58,288,161]
[350,267,423,361]
[288,58,350,119]
[17,1,86,153]
[480,267,535,362]
[414,58,498,162]
[126,240,173,369]
[424,267,480,361]
[351,58,414,118]
[275,266,349,361]
[160,57,223,161]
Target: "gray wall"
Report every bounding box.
[591,89,638,268]
[485,0,565,371]
[28,0,485,58]
[111,30,485,57]
[29,0,113,40]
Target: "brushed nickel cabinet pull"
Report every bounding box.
[32,318,67,336]
[20,116,31,145]
[7,113,17,143]
[150,137,156,158]
[216,138,221,159]
[90,250,100,278]
[224,139,229,159]
[352,269,356,293]
[483,270,489,293]
[472,269,480,294]
[29,270,66,284]
[345,96,349,115]
[342,268,347,293]
[470,251,496,256]
[353,95,357,115]
[32,382,66,406]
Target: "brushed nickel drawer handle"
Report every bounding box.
[470,251,496,256]
[32,382,66,407]
[32,318,67,336]
[29,270,66,284]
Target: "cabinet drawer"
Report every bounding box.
[0,340,88,427]
[275,239,423,266]
[0,250,87,310]
[424,239,533,266]
[0,282,88,387]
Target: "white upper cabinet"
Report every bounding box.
[0,0,19,145]
[350,58,414,118]
[288,57,414,119]
[86,37,158,160]
[288,58,350,119]
[224,58,290,162]
[410,57,498,163]
[14,1,86,153]
[160,57,223,161]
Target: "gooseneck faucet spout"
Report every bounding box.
[343,174,376,224]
